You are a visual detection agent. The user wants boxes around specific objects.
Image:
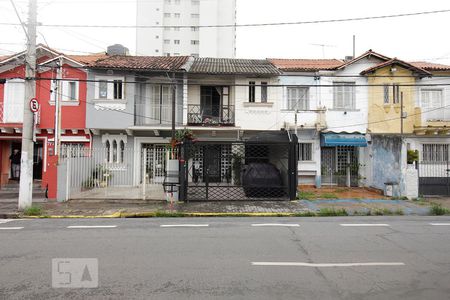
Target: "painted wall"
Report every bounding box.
[369,135,403,193]
[367,66,416,134]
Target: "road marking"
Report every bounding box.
[251,262,405,267]
[160,224,209,228]
[0,227,24,230]
[67,225,117,229]
[340,224,390,227]
[251,223,300,227]
[430,223,450,226]
[0,220,15,224]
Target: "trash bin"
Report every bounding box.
[384,182,399,197]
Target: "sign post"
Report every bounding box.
[30,98,39,142]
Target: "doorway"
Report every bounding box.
[203,145,221,183]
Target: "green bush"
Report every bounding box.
[317,208,348,216]
[430,204,450,215]
[23,205,43,216]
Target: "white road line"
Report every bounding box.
[67,225,117,229]
[0,227,24,230]
[251,262,405,267]
[160,224,209,228]
[0,220,15,224]
[340,224,390,227]
[251,224,300,227]
[430,223,450,226]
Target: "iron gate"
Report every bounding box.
[418,160,450,196]
[321,146,359,186]
[179,136,298,201]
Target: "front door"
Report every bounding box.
[33,142,43,180]
[203,145,221,183]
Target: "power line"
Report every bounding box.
[1,8,449,29]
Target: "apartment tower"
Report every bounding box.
[136,0,236,58]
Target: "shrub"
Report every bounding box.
[23,205,43,216]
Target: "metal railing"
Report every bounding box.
[187,104,235,126]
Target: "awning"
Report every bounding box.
[321,133,367,147]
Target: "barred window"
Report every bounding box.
[299,143,313,161]
[422,144,449,162]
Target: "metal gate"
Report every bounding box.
[418,161,450,196]
[179,137,298,201]
[321,146,359,186]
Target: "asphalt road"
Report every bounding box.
[1,216,450,300]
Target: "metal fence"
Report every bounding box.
[418,160,450,196]
[179,138,297,201]
[61,145,177,200]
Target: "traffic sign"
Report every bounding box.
[30,98,40,113]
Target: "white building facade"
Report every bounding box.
[136,0,236,58]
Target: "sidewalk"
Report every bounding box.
[0,197,441,218]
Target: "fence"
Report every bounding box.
[61,145,177,200]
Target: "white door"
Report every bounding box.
[4,79,25,123]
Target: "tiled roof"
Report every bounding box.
[410,61,450,71]
[89,55,190,71]
[337,49,391,70]
[360,58,431,76]
[268,58,344,71]
[189,58,281,75]
[68,53,108,65]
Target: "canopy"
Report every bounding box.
[321,133,367,147]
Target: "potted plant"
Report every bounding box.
[407,150,419,165]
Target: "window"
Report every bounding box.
[99,80,108,99]
[249,81,255,103]
[421,89,445,120]
[393,84,400,104]
[120,141,125,163]
[96,77,124,100]
[174,40,180,44]
[287,87,309,110]
[191,40,199,45]
[164,39,170,44]
[113,80,123,99]
[383,84,389,104]
[299,143,313,161]
[164,13,171,17]
[112,140,118,163]
[106,140,111,162]
[422,144,449,162]
[67,81,77,101]
[191,13,199,18]
[102,135,128,164]
[261,82,268,103]
[333,82,355,110]
[191,26,199,32]
[174,13,180,18]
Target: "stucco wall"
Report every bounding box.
[370,135,403,192]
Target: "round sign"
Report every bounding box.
[30,98,39,113]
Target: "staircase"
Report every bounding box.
[0,180,47,200]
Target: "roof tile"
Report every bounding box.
[268,58,343,71]
[190,58,281,75]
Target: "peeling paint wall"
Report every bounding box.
[370,135,403,194]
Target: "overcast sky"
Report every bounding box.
[1,0,449,63]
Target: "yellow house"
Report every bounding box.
[362,59,431,134]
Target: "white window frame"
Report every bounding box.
[421,89,445,121]
[95,76,125,101]
[333,82,355,110]
[50,79,79,103]
[287,87,309,110]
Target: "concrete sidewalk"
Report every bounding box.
[0,197,442,218]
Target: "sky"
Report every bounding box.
[0,0,450,64]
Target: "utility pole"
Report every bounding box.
[18,0,37,210]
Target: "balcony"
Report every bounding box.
[187,104,235,126]
[134,103,182,126]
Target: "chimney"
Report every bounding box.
[107,44,129,56]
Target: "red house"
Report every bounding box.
[0,45,103,198]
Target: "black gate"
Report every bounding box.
[419,161,450,196]
[179,133,298,201]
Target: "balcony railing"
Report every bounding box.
[187,104,235,126]
[135,103,182,126]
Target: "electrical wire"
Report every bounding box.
[1,8,450,29]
